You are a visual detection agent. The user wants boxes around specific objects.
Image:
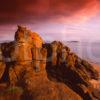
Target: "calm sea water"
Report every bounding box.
[64,42,100,65]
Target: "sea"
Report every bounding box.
[64,41,100,65]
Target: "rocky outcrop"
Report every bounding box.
[15,25,44,48]
[0,26,99,100]
[0,46,5,80]
[31,47,47,72]
[45,41,99,100]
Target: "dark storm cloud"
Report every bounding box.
[0,0,98,24]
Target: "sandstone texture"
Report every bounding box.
[0,26,99,100]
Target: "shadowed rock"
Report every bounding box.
[0,46,5,80]
[0,26,99,100]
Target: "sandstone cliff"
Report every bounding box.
[0,26,99,100]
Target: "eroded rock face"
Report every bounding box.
[31,32,44,48]
[51,41,58,65]
[0,46,5,80]
[31,47,47,72]
[0,45,2,61]
[40,48,47,71]
[45,41,99,100]
[15,25,44,48]
[46,41,70,66]
[0,63,5,80]
[12,25,45,64]
[13,42,32,65]
[81,60,99,80]
[15,25,32,44]
[31,47,40,71]
[0,26,99,100]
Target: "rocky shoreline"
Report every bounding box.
[0,26,99,100]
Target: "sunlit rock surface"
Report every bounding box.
[0,26,99,100]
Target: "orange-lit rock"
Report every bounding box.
[0,47,5,80]
[0,26,99,100]
[13,42,32,64]
[15,25,44,48]
[0,46,2,61]
[31,47,40,71]
[31,32,44,48]
[40,48,47,71]
[51,41,58,65]
[13,25,44,64]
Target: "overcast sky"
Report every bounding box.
[0,0,100,42]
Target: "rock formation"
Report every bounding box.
[0,26,99,100]
[0,46,5,79]
[15,25,44,48]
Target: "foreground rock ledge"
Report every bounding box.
[0,26,99,100]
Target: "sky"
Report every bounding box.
[0,0,100,42]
